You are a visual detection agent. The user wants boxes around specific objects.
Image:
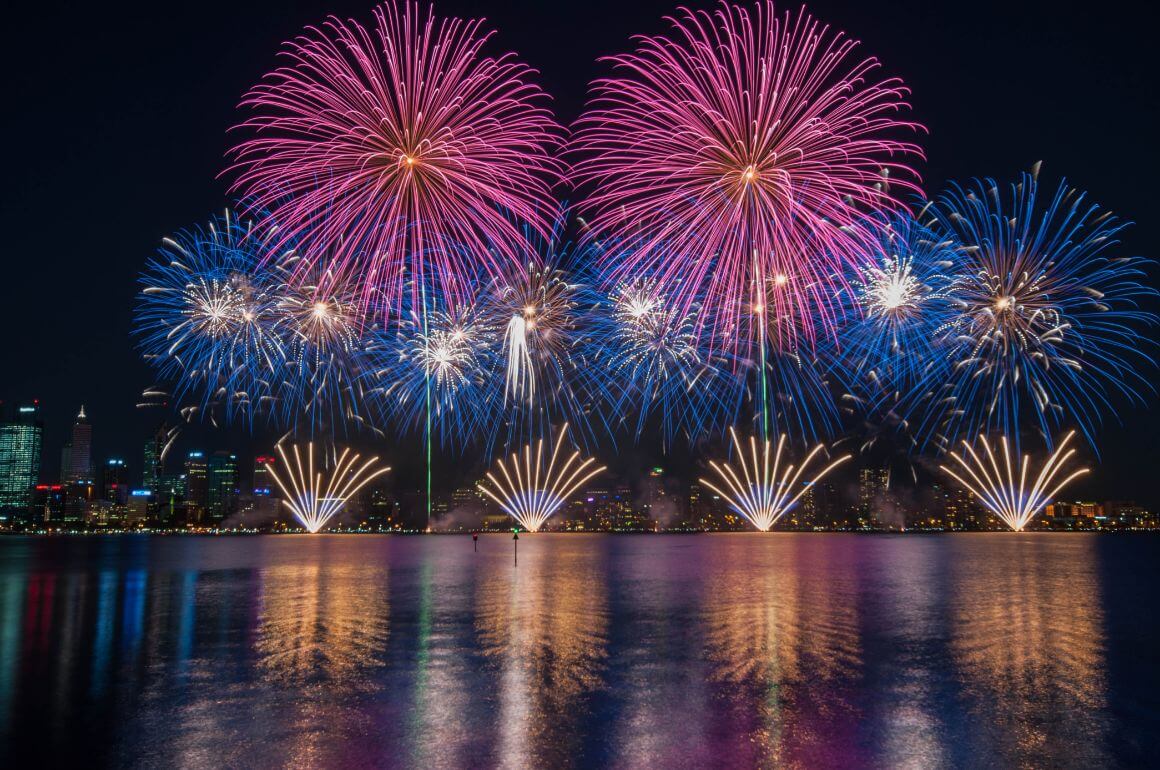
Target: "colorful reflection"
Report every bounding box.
[948,535,1110,767]
[0,534,1149,768]
[700,535,864,767]
[473,536,610,767]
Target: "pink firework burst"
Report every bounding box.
[227,2,563,317]
[571,1,924,353]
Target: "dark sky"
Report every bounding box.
[3,0,1157,504]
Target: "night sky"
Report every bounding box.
[3,0,1157,505]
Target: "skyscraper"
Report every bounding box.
[64,406,92,483]
[207,451,238,522]
[102,459,129,505]
[143,422,168,494]
[858,467,891,527]
[253,455,275,497]
[184,451,208,523]
[0,402,44,516]
[59,442,72,483]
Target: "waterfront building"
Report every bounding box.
[253,455,275,497]
[1103,501,1157,529]
[59,443,72,484]
[30,484,66,525]
[858,467,890,528]
[63,406,92,483]
[126,490,150,526]
[0,402,43,517]
[184,452,208,524]
[62,480,94,525]
[363,481,397,530]
[942,484,996,530]
[102,459,129,505]
[207,451,239,522]
[1045,500,1104,529]
[142,423,168,494]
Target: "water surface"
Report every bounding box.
[0,534,1156,768]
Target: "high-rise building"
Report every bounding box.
[184,452,208,523]
[611,484,646,530]
[142,423,168,494]
[445,486,485,528]
[102,459,129,505]
[207,451,239,522]
[126,490,150,526]
[642,467,679,528]
[858,467,891,528]
[1044,500,1103,529]
[63,406,92,483]
[1103,501,1155,529]
[253,455,275,496]
[62,480,94,525]
[59,443,72,483]
[30,484,66,524]
[943,484,988,530]
[153,472,185,526]
[362,478,396,530]
[0,402,44,517]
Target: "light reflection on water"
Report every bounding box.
[947,536,1109,768]
[0,533,1155,768]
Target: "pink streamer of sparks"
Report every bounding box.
[570,1,925,353]
[227,2,563,317]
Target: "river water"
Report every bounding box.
[0,533,1156,768]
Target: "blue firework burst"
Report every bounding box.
[916,168,1157,450]
[135,211,287,426]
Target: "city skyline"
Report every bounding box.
[1,397,1152,533]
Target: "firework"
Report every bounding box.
[136,215,393,435]
[472,230,604,448]
[477,423,605,532]
[591,278,736,443]
[264,442,391,533]
[827,211,959,413]
[367,232,599,453]
[367,295,495,446]
[571,1,924,352]
[483,260,581,404]
[135,211,287,425]
[917,169,1157,449]
[228,2,562,316]
[940,430,1089,532]
[270,258,377,432]
[700,428,850,531]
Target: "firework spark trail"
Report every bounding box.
[270,259,375,432]
[484,259,577,405]
[504,313,535,403]
[571,1,924,354]
[475,245,600,449]
[477,423,606,532]
[228,2,562,318]
[264,442,391,533]
[940,430,1089,532]
[700,428,850,531]
[137,216,397,436]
